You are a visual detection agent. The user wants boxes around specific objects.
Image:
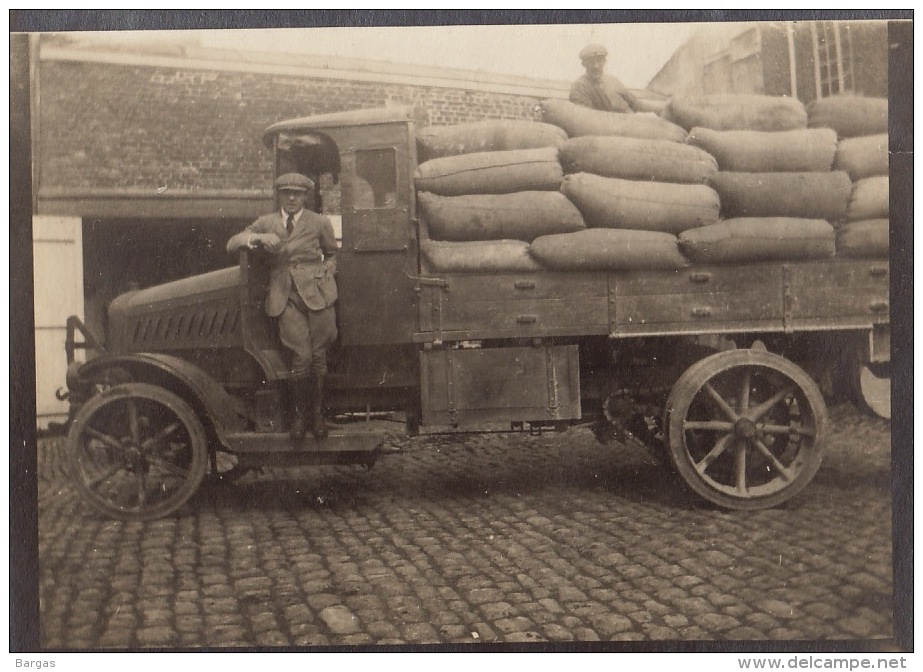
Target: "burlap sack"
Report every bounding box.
[416,120,567,162]
[559,136,717,184]
[540,99,687,142]
[712,171,852,221]
[561,172,720,234]
[834,134,889,180]
[847,176,889,221]
[631,96,669,116]
[418,191,586,242]
[420,239,542,272]
[807,95,888,138]
[836,219,889,258]
[415,147,563,196]
[530,228,689,271]
[665,94,808,132]
[687,127,837,172]
[679,218,836,263]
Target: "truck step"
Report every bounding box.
[223,420,400,465]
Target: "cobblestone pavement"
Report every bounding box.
[37,403,894,649]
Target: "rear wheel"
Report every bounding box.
[67,383,208,520]
[841,342,891,421]
[852,363,890,420]
[665,350,827,510]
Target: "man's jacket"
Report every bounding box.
[569,74,636,113]
[228,209,338,316]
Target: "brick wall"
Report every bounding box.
[38,59,546,194]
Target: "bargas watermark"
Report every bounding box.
[15,661,56,668]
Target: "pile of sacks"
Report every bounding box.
[811,96,889,258]
[415,94,888,274]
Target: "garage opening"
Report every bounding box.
[82,217,249,344]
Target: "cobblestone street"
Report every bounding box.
[37,403,895,649]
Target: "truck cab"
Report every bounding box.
[261,106,581,430]
[265,106,419,348]
[261,107,424,418]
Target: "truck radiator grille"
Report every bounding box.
[129,307,241,348]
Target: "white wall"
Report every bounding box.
[328,214,342,243]
[33,216,84,428]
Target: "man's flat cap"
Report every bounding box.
[274,173,314,191]
[579,43,608,60]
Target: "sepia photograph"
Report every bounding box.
[10,11,912,658]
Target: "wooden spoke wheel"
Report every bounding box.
[665,350,828,510]
[67,383,208,520]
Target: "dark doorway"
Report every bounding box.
[82,217,249,343]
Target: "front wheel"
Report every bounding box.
[665,350,828,510]
[67,383,208,520]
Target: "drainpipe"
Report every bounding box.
[809,21,823,100]
[833,22,846,93]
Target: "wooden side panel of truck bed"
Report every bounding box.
[414,259,889,343]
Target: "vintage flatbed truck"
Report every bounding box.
[61,107,890,520]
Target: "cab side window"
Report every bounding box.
[353,148,397,210]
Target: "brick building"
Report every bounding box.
[31,34,585,425]
[647,20,888,100]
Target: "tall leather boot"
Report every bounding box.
[312,374,328,439]
[288,376,311,441]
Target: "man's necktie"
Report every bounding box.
[286,213,295,234]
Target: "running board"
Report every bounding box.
[224,420,400,467]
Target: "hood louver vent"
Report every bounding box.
[129,307,241,350]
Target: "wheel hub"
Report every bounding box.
[734,417,759,440]
[120,440,146,472]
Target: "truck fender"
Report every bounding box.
[72,353,247,448]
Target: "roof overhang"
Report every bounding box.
[262,106,414,147]
[36,187,274,220]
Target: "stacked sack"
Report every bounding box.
[415,120,583,273]
[810,95,889,258]
[531,99,716,271]
[674,94,846,264]
[415,95,889,275]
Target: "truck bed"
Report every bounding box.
[414,258,889,343]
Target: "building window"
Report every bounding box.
[814,21,854,97]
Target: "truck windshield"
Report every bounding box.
[273,132,342,215]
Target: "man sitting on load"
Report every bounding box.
[570,43,640,113]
